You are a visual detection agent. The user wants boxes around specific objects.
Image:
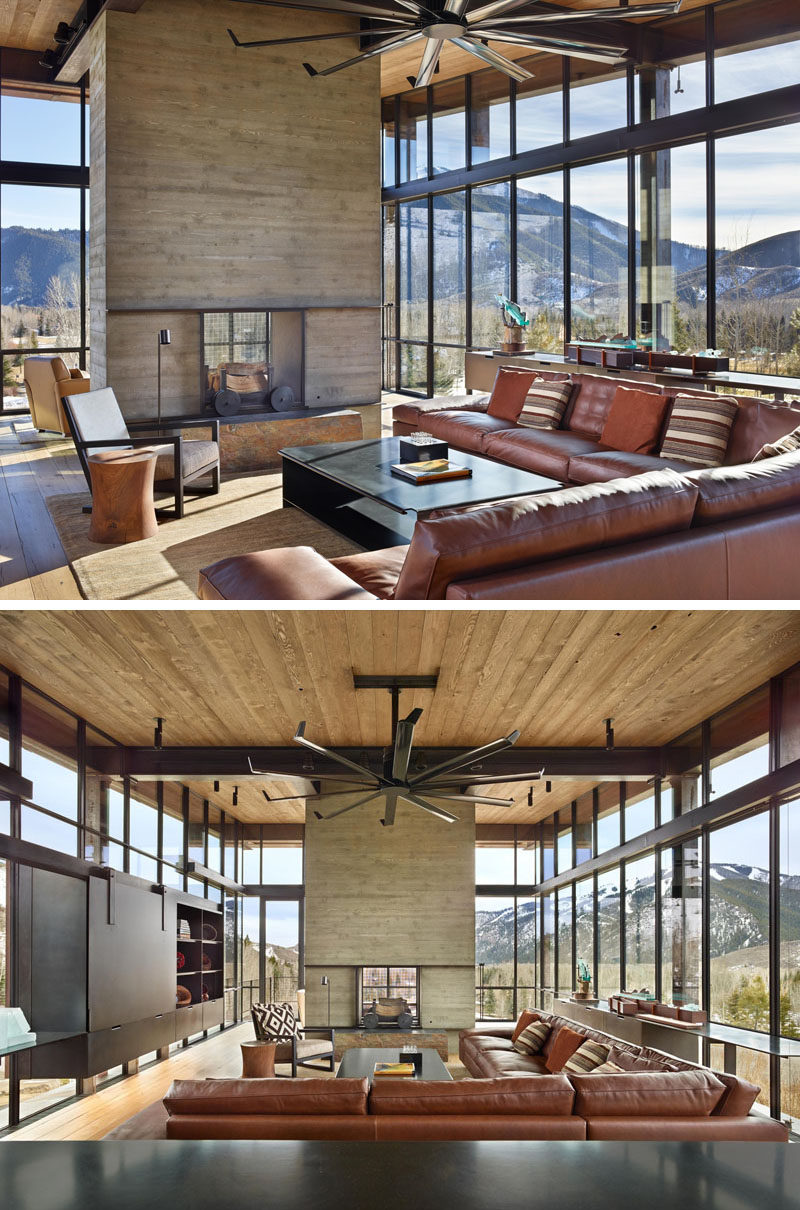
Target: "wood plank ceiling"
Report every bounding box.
[1,609,798,826]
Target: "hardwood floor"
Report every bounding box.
[0,412,82,600]
[5,1021,254,1141]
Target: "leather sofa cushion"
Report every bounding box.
[570,1070,724,1118]
[468,1036,517,1054]
[568,450,695,484]
[600,387,670,454]
[483,428,602,479]
[164,1078,369,1116]
[476,1051,550,1076]
[369,1076,575,1116]
[726,397,800,464]
[330,547,407,599]
[373,1116,586,1141]
[166,1116,377,1141]
[567,375,662,438]
[394,470,699,600]
[198,548,377,601]
[584,1116,788,1142]
[686,450,800,524]
[487,367,539,421]
[394,395,490,428]
[420,410,516,451]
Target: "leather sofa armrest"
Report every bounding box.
[69,367,89,379]
[461,1025,515,1040]
[198,548,377,601]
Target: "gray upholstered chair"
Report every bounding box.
[251,1002,335,1078]
[64,386,220,519]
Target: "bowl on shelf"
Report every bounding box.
[176,985,192,1007]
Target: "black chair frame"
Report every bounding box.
[251,1008,336,1079]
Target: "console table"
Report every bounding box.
[1,1141,797,1210]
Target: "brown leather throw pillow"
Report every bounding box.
[600,386,670,455]
[511,1009,538,1043]
[544,1025,586,1073]
[487,367,538,422]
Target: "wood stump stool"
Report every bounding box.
[88,449,159,544]
[241,1041,277,1078]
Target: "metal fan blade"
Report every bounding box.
[485,2,680,22]
[231,0,419,23]
[261,785,379,803]
[395,0,442,17]
[422,791,514,805]
[228,26,411,47]
[293,722,388,782]
[381,790,398,827]
[450,36,534,80]
[466,0,544,25]
[304,29,423,76]
[423,769,544,787]
[413,38,443,88]
[399,791,459,823]
[392,707,423,781]
[473,27,627,58]
[313,789,384,821]
[443,0,470,14]
[409,729,521,785]
[248,757,378,784]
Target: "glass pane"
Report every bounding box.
[476,844,515,883]
[557,885,573,994]
[715,124,800,375]
[432,79,465,175]
[0,672,8,767]
[661,839,702,1007]
[570,61,627,139]
[780,796,800,1125]
[472,182,510,349]
[624,853,656,993]
[263,845,302,883]
[18,1078,77,1122]
[575,792,593,865]
[779,666,800,768]
[557,808,572,873]
[634,9,706,119]
[517,836,537,884]
[381,96,395,188]
[516,58,563,152]
[398,90,427,183]
[597,866,621,999]
[637,142,707,352]
[542,893,554,991]
[596,784,620,854]
[575,876,594,993]
[471,71,510,164]
[625,784,655,841]
[570,159,629,340]
[242,828,261,883]
[433,345,466,395]
[710,686,770,798]
[130,789,158,857]
[517,896,537,1009]
[517,172,564,353]
[1,185,82,353]
[398,198,428,342]
[398,342,428,391]
[3,356,28,411]
[714,0,800,104]
[207,804,222,874]
[22,689,78,820]
[21,805,76,856]
[1,92,81,164]
[188,794,205,863]
[666,725,703,813]
[709,813,770,1029]
[241,897,260,1001]
[540,825,554,881]
[265,901,299,1003]
[162,784,184,878]
[433,191,466,349]
[476,895,514,1019]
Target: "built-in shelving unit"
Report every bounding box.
[176,903,224,1038]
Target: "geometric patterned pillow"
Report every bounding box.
[252,1002,300,1041]
[518,379,573,430]
[659,394,738,467]
[590,1060,625,1074]
[512,1019,551,1055]
[563,1038,611,1074]
[752,424,800,461]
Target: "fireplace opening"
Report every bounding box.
[357,966,420,1029]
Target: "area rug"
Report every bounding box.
[46,470,362,600]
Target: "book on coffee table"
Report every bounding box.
[373,1061,416,1077]
[390,458,472,485]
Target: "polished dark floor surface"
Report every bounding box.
[2,1141,798,1210]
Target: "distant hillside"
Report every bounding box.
[1,226,85,307]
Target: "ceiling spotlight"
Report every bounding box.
[527,786,534,807]
[214,780,220,793]
[39,49,58,69]
[605,718,615,750]
[232,786,239,807]
[674,65,684,95]
[153,717,163,750]
[54,22,75,44]
[545,781,552,793]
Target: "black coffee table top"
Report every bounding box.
[337,1046,452,1083]
[280,437,562,517]
[2,1142,798,1210]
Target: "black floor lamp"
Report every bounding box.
[321,975,330,1027]
[157,328,171,424]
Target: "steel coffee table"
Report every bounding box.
[280,436,562,548]
[336,1046,452,1084]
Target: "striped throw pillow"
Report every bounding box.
[563,1038,611,1074]
[518,379,573,430]
[512,1019,551,1055]
[659,394,738,466]
[590,1060,624,1074]
[753,424,800,461]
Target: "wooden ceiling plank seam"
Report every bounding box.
[288,609,358,747]
[455,610,558,741]
[345,610,379,747]
[436,609,515,743]
[425,610,483,746]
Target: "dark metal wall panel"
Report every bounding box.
[29,868,87,1034]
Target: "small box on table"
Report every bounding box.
[398,432,449,463]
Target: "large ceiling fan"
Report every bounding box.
[228,0,682,85]
[249,712,544,825]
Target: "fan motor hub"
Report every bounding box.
[422,20,467,39]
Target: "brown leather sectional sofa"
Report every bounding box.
[162,1008,788,1142]
[197,372,800,601]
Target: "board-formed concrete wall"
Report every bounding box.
[304,798,476,1030]
[89,0,381,418]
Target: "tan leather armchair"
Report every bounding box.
[23,356,91,435]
